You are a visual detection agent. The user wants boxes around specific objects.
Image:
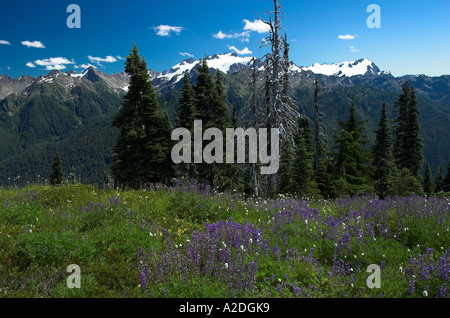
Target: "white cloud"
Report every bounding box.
[0,40,11,45]
[213,30,250,42]
[26,62,35,68]
[74,63,96,69]
[88,55,118,66]
[228,46,252,55]
[116,55,126,60]
[180,52,194,58]
[213,31,232,40]
[234,31,250,43]
[338,34,357,40]
[21,40,46,48]
[350,46,360,52]
[153,25,184,37]
[34,57,75,70]
[45,64,67,70]
[243,19,270,34]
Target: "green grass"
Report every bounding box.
[0,183,448,298]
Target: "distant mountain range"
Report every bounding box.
[0,53,449,185]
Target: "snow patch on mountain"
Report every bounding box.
[301,58,381,77]
[205,53,253,74]
[161,58,198,82]
[158,53,254,83]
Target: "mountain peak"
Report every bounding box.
[83,66,104,82]
[301,58,382,77]
[157,52,256,84]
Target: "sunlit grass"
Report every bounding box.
[0,182,448,298]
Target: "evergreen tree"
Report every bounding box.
[393,81,424,177]
[403,85,424,177]
[192,59,230,189]
[177,72,196,130]
[332,99,373,196]
[423,163,433,196]
[50,153,64,185]
[388,167,423,196]
[292,117,319,197]
[434,165,444,193]
[372,102,396,198]
[443,162,450,192]
[194,57,215,126]
[176,72,197,179]
[212,70,231,130]
[393,81,410,167]
[278,138,295,195]
[313,79,331,197]
[112,44,174,189]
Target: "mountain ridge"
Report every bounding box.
[0,53,449,185]
[0,54,388,99]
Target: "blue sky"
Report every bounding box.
[1,0,449,78]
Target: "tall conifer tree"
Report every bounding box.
[443,162,450,192]
[423,163,433,195]
[176,72,197,179]
[50,153,64,186]
[403,85,424,177]
[292,117,318,197]
[393,81,424,178]
[112,44,174,189]
[372,102,395,198]
[434,165,444,193]
[332,99,372,195]
[393,81,410,167]
[177,72,196,130]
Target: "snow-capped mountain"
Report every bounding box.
[0,54,389,101]
[0,67,130,100]
[150,54,386,89]
[301,58,385,77]
[151,53,257,88]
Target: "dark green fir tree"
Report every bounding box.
[332,99,373,196]
[423,163,433,196]
[177,72,197,131]
[393,81,424,178]
[111,44,174,189]
[292,117,319,197]
[194,56,215,126]
[434,165,444,193]
[372,102,396,198]
[176,72,197,179]
[50,153,64,186]
[278,138,295,195]
[443,162,450,192]
[403,85,424,177]
[393,81,410,167]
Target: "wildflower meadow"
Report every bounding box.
[0,179,448,298]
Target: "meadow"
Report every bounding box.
[0,179,448,298]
